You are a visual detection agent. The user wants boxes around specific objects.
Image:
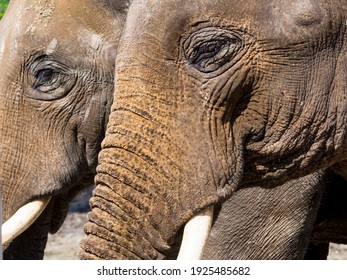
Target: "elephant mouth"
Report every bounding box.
[2,183,89,248]
[2,197,52,246]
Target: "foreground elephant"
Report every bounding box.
[80,0,347,259]
[0,0,128,259]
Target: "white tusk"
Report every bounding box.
[2,197,52,246]
[177,206,214,260]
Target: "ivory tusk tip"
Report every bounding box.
[177,206,214,260]
[2,197,52,246]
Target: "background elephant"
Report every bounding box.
[79,0,347,259]
[0,0,128,259]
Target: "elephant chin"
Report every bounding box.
[2,197,52,246]
[177,206,214,260]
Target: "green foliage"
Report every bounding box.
[0,0,9,19]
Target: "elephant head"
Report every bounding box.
[80,0,347,259]
[0,0,128,259]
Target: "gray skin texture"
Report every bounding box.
[0,0,128,259]
[203,170,347,260]
[204,172,327,260]
[79,0,347,259]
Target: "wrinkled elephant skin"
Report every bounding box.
[203,170,346,260]
[80,0,347,259]
[0,0,128,259]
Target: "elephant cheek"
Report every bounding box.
[80,90,113,170]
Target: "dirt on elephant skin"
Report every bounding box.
[44,187,347,260]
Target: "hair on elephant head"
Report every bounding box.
[79,0,347,259]
[0,0,129,259]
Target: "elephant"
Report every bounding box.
[1,0,346,260]
[79,0,347,259]
[0,0,129,259]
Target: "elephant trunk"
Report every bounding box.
[79,71,221,259]
[80,178,215,260]
[79,113,219,259]
[79,110,182,259]
[80,170,172,259]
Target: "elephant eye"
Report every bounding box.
[184,28,243,73]
[29,59,77,101]
[34,69,55,88]
[190,41,226,65]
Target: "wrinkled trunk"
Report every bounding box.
[79,99,220,258]
[79,58,230,259]
[80,104,195,258]
[80,182,171,259]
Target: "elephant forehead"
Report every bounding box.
[127,0,338,45]
[288,0,324,26]
[267,0,338,41]
[2,0,123,58]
